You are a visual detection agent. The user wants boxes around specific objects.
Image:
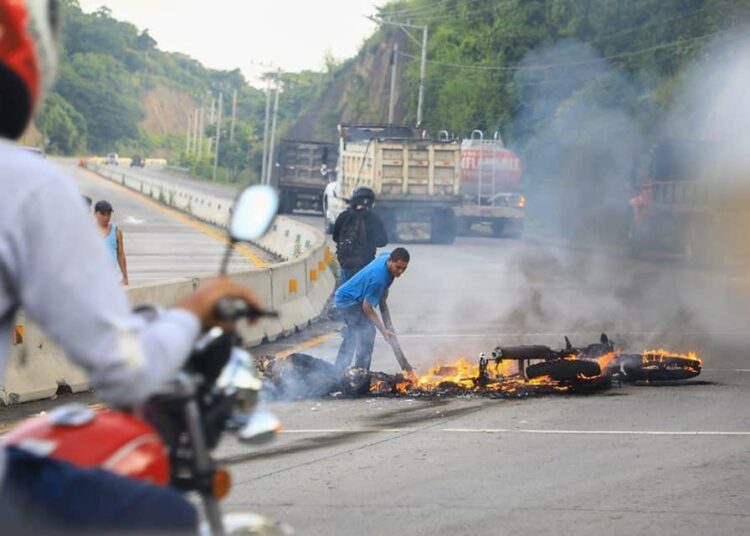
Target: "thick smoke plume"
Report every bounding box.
[491,31,750,356]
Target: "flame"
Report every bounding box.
[595,351,619,370]
[374,357,567,396]
[368,348,703,397]
[642,348,702,366]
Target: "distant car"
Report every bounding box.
[130,155,145,168]
[106,152,119,165]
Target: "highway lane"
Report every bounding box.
[61,161,278,286]
[4,167,747,534]
[233,216,750,535]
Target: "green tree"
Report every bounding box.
[36,93,88,154]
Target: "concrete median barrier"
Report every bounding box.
[1,162,334,405]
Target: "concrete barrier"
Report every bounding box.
[1,163,334,405]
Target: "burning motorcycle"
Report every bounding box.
[2,185,292,535]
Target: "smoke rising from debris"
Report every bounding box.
[490,31,750,356]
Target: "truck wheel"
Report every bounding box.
[456,218,470,236]
[431,209,456,245]
[491,220,505,237]
[377,209,398,243]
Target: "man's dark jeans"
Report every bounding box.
[335,304,376,371]
[0,446,197,535]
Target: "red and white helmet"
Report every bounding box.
[0,0,60,138]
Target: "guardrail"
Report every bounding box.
[1,163,335,405]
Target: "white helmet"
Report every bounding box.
[0,0,61,138]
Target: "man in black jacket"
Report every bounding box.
[333,187,388,283]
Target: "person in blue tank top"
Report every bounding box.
[95,200,129,286]
[333,248,410,371]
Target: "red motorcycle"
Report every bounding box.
[3,185,292,535]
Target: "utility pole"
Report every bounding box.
[213,92,223,181]
[368,16,428,128]
[265,72,281,186]
[191,108,200,154]
[197,107,205,158]
[185,111,192,154]
[388,43,399,125]
[229,89,238,143]
[416,25,428,127]
[260,79,272,186]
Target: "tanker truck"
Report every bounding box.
[454,130,525,237]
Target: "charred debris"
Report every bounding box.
[256,334,703,401]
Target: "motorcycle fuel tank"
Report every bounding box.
[2,403,170,485]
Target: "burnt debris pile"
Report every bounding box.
[257,334,703,401]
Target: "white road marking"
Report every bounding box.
[281,428,750,436]
[392,330,749,338]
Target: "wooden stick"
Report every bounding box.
[380,302,413,373]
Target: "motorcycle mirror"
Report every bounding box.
[220,185,279,275]
[237,409,282,444]
[229,185,279,243]
[217,348,263,393]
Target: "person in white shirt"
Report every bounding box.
[0,1,264,532]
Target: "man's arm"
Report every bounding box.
[116,227,128,286]
[362,300,393,340]
[7,164,257,407]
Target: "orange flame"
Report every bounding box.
[642,348,702,366]
[374,357,567,395]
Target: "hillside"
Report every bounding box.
[285,30,412,142]
[286,0,749,242]
[33,1,330,183]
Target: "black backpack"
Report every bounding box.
[336,210,370,269]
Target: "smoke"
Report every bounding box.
[665,29,750,263]
[512,39,639,244]
[482,31,750,359]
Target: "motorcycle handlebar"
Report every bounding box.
[214,298,279,321]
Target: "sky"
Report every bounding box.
[77,0,389,83]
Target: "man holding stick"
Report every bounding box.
[333,248,412,373]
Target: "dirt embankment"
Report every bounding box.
[284,30,413,142]
[140,85,197,136]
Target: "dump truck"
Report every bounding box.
[455,130,525,237]
[273,139,338,214]
[323,124,461,244]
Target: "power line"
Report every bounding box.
[387,1,718,41]
[591,5,717,45]
[380,0,482,18]
[386,0,506,23]
[397,27,741,73]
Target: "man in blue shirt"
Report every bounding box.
[334,248,410,371]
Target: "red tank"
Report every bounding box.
[460,138,523,197]
[2,404,169,486]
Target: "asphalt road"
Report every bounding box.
[234,215,750,535]
[4,168,748,535]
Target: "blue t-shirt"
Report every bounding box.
[335,252,394,309]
